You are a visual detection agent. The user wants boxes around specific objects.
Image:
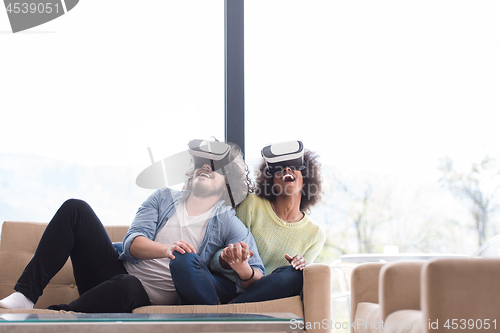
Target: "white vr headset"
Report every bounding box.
[137,139,242,208]
[261,140,305,176]
[188,139,237,208]
[188,139,232,174]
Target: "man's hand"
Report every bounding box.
[285,254,306,270]
[167,240,196,260]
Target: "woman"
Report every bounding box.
[213,140,325,303]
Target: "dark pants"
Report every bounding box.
[170,252,303,305]
[231,265,303,303]
[170,252,238,305]
[14,199,150,313]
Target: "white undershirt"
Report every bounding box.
[124,201,212,305]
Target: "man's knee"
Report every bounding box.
[169,252,199,272]
[57,199,95,219]
[61,199,90,211]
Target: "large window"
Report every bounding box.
[3,1,500,256]
[0,1,224,225]
[245,1,500,259]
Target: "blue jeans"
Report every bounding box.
[170,252,238,305]
[170,253,303,305]
[231,265,303,303]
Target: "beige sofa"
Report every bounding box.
[0,221,331,333]
[350,259,500,333]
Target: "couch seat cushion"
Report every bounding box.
[384,310,423,333]
[353,302,382,333]
[133,295,304,318]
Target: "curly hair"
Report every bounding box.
[184,143,254,207]
[254,149,322,213]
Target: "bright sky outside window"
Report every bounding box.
[0,1,224,224]
[245,0,500,257]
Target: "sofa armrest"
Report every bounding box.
[302,263,331,333]
[350,263,385,331]
[422,258,500,323]
[379,261,425,321]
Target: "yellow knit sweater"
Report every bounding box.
[236,194,325,275]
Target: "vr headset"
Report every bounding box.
[188,139,232,174]
[188,139,238,207]
[261,140,306,176]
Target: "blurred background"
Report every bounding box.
[1,0,500,264]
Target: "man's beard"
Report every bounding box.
[191,178,226,198]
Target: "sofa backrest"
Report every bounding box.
[0,221,128,309]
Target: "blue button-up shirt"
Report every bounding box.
[116,188,265,291]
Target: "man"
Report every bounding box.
[0,140,264,311]
[122,140,265,305]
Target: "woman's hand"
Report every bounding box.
[221,241,254,279]
[220,241,254,271]
[220,242,262,289]
[221,241,262,288]
[285,254,306,270]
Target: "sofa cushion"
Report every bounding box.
[351,263,385,328]
[133,295,304,318]
[0,221,128,309]
[384,310,423,333]
[0,251,78,309]
[380,261,424,321]
[353,302,382,333]
[0,221,48,253]
[422,258,500,323]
